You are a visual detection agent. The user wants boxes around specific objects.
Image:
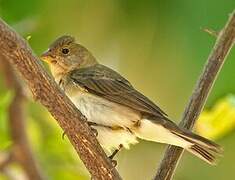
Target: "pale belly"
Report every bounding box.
[69,91,140,152]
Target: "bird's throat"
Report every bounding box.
[49,63,68,83]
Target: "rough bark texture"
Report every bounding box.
[155,10,235,180]
[0,19,121,180]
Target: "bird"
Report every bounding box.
[41,35,222,165]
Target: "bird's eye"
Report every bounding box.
[62,48,69,54]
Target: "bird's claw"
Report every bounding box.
[110,159,117,167]
[87,122,98,137]
[91,127,98,137]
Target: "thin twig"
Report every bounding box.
[0,58,44,180]
[202,27,219,37]
[0,19,121,180]
[155,10,235,180]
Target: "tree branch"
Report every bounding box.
[0,57,44,180]
[155,10,235,180]
[0,19,121,180]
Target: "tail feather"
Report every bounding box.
[188,144,217,165]
[172,129,223,154]
[175,131,223,165]
[133,119,223,165]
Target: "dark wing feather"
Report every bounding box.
[69,64,167,118]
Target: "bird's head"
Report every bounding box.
[41,35,97,80]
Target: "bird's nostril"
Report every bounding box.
[51,60,57,64]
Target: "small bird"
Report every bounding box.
[41,35,222,165]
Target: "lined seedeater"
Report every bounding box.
[41,35,222,165]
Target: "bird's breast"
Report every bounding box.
[65,87,140,128]
[63,83,140,152]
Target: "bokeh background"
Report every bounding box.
[0,0,235,179]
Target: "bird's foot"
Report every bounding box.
[91,127,98,137]
[108,144,123,167]
[110,159,117,167]
[108,154,117,167]
[87,122,99,137]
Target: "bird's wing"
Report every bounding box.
[69,64,167,118]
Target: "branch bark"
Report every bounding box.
[155,10,235,180]
[0,19,121,180]
[0,57,44,180]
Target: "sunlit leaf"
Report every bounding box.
[195,95,235,140]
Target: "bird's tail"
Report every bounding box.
[133,119,223,165]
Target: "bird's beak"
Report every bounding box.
[40,50,55,64]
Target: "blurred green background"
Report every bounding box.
[0,0,235,179]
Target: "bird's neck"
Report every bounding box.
[50,60,98,84]
[49,63,68,84]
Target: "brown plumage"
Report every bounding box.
[41,35,223,165]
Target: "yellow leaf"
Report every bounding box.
[195,95,235,140]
